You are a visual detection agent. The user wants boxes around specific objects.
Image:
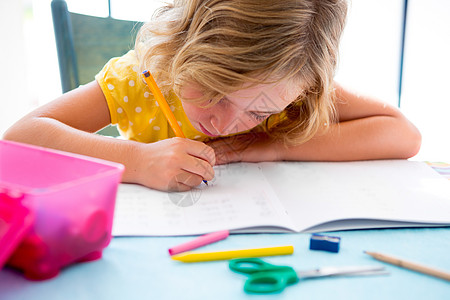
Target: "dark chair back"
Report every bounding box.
[51,0,143,136]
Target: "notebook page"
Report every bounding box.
[261,160,450,232]
[112,163,294,236]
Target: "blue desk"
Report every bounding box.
[1,228,449,299]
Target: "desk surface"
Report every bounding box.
[1,228,449,300]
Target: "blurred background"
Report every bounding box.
[0,0,449,162]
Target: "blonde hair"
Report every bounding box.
[135,0,347,144]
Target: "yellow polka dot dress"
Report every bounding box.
[95,50,208,143]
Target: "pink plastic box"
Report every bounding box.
[0,140,124,280]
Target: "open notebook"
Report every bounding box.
[112,160,450,236]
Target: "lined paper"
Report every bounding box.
[112,160,450,236]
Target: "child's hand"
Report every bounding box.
[131,137,215,191]
[206,132,279,165]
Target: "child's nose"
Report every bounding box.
[210,108,239,135]
[210,114,232,135]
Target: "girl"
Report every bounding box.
[3,0,421,191]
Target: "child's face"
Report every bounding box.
[181,80,301,137]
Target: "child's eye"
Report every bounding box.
[249,112,270,122]
[217,97,227,105]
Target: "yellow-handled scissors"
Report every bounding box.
[229,258,388,294]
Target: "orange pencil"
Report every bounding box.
[142,70,185,138]
[142,70,208,185]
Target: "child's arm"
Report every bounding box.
[3,81,215,191]
[208,82,421,164]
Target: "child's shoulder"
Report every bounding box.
[95,50,144,94]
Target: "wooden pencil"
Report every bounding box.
[364,251,450,282]
[142,70,208,185]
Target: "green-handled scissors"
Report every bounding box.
[229,258,388,294]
